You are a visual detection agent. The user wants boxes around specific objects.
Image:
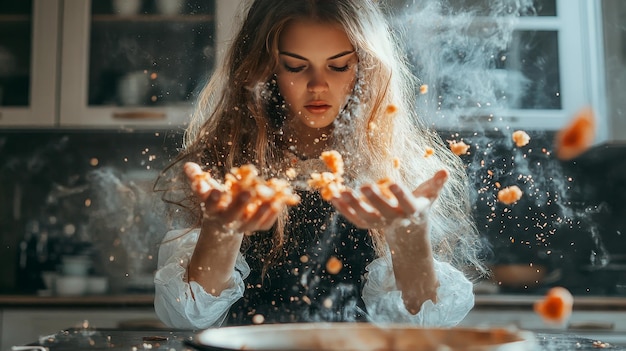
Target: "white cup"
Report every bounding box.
[155,0,184,15]
[117,71,150,106]
[56,276,88,296]
[61,255,92,276]
[87,276,109,295]
[112,0,142,15]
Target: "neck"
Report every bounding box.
[282,123,333,160]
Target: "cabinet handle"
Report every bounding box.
[113,111,166,120]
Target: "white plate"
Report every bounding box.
[194,323,537,351]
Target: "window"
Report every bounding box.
[390,0,591,130]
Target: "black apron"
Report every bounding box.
[226,190,377,325]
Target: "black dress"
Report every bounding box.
[226,190,377,325]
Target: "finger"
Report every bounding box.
[387,183,421,214]
[239,202,277,232]
[331,195,370,228]
[222,190,252,223]
[412,169,449,200]
[200,189,223,214]
[361,185,402,219]
[338,191,381,227]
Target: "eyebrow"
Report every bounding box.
[279,50,355,61]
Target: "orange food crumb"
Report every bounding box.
[534,286,573,325]
[497,185,522,205]
[326,256,343,275]
[385,104,398,115]
[308,151,346,201]
[448,140,470,156]
[554,106,595,160]
[512,130,531,147]
[392,157,401,169]
[320,150,344,175]
[424,147,434,158]
[419,84,429,94]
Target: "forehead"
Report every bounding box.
[278,19,354,57]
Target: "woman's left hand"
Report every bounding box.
[331,169,448,229]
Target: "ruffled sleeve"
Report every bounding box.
[153,228,250,329]
[362,253,474,327]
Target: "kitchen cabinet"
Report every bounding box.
[0,307,159,350]
[390,0,600,133]
[0,0,59,126]
[0,0,242,129]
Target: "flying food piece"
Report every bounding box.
[308,151,346,200]
[424,147,434,158]
[326,256,343,275]
[534,286,574,325]
[512,130,531,147]
[554,106,595,160]
[419,84,429,94]
[497,185,522,205]
[448,140,470,156]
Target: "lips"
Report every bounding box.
[305,101,331,114]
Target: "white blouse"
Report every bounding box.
[154,228,475,329]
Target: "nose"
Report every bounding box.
[307,69,328,93]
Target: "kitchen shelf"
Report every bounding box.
[475,294,626,311]
[0,294,155,308]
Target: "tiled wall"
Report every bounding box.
[1,129,624,295]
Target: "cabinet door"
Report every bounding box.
[393,0,591,131]
[59,0,241,129]
[0,0,59,127]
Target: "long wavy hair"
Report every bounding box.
[158,0,487,278]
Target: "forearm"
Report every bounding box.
[188,221,244,296]
[386,222,439,314]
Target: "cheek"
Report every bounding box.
[276,76,298,104]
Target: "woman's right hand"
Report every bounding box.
[199,188,280,234]
[183,162,279,234]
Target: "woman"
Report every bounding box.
[154,0,486,329]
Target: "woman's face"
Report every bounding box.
[276,19,357,131]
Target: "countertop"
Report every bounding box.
[3,293,626,309]
[29,327,624,351]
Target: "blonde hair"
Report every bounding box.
[162,0,486,278]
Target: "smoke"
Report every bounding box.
[86,167,168,292]
[386,0,608,269]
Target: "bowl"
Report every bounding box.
[61,255,92,276]
[87,276,109,295]
[55,276,88,296]
[490,264,546,288]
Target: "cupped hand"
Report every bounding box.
[330,169,448,229]
[184,166,279,235]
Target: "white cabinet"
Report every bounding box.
[0,0,59,127]
[59,0,241,128]
[1,308,159,350]
[0,0,241,129]
[392,0,599,132]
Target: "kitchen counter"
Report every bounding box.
[0,294,154,308]
[27,327,625,351]
[4,293,626,309]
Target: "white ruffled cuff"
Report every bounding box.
[154,229,249,329]
[362,256,474,327]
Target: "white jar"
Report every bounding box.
[112,0,142,15]
[155,0,185,15]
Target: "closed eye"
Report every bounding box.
[284,64,305,73]
[330,65,350,72]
